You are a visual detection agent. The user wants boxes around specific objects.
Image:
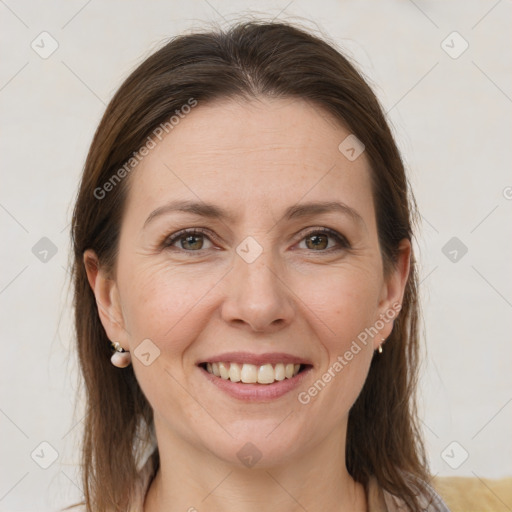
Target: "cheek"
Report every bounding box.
[308,263,382,335]
[301,271,378,421]
[307,265,381,393]
[118,260,220,349]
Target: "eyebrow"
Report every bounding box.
[143,199,366,229]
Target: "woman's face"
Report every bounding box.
[88,96,409,467]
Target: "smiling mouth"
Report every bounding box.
[198,362,311,385]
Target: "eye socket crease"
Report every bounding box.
[143,199,367,233]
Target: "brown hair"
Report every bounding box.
[68,20,439,511]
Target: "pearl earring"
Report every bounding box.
[110,341,132,368]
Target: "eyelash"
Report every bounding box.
[162,227,351,254]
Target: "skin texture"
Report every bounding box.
[84,96,411,512]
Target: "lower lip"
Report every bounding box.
[198,365,313,402]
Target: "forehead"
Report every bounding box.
[125,96,375,226]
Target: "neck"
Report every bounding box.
[143,418,366,512]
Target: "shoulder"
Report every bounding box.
[62,450,159,512]
[366,475,451,512]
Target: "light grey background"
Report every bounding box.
[1,0,511,510]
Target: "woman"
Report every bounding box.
[67,20,450,511]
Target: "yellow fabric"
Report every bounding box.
[432,476,512,512]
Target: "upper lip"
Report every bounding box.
[197,351,313,367]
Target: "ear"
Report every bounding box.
[374,238,411,349]
[83,249,129,349]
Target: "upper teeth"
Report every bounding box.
[205,362,301,384]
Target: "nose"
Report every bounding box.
[220,246,295,333]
